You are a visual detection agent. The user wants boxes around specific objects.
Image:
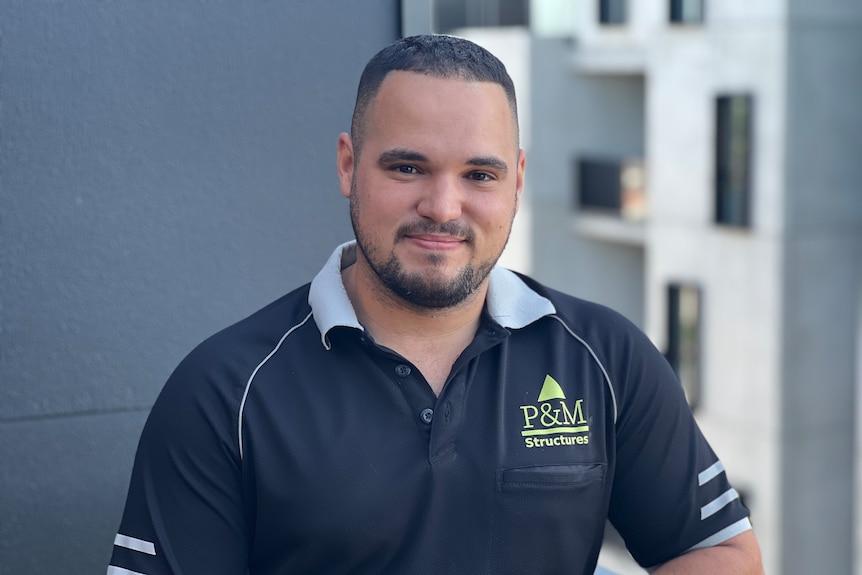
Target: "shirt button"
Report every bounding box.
[395,364,412,377]
[419,408,434,424]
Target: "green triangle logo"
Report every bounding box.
[537,374,566,402]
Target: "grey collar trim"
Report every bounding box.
[308,241,556,349]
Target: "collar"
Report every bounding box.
[308,241,556,349]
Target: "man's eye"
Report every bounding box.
[394,165,418,174]
[469,172,493,182]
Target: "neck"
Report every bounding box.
[341,257,487,395]
[343,260,486,345]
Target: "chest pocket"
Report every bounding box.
[498,463,604,491]
[491,463,608,574]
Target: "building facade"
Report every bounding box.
[435,0,862,572]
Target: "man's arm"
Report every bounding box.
[108,346,250,575]
[652,531,764,574]
[601,316,760,569]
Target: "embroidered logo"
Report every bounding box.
[519,375,589,448]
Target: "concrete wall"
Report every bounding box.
[528,36,646,328]
[644,7,788,571]
[639,0,862,571]
[0,2,398,573]
[858,289,862,575]
[781,1,862,573]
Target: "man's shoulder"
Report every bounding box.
[175,282,315,381]
[144,282,317,454]
[509,272,665,381]
[219,282,313,338]
[513,272,639,337]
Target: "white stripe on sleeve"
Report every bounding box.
[646,518,753,571]
[113,533,156,556]
[107,566,147,575]
[697,461,725,486]
[686,517,753,552]
[701,488,739,520]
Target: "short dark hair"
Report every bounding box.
[350,34,519,157]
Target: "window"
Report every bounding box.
[578,157,621,212]
[576,156,646,220]
[666,283,701,409]
[434,0,529,33]
[669,0,704,24]
[715,94,753,227]
[599,0,626,25]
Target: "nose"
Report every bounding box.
[416,175,463,223]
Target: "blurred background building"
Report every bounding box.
[415,0,862,573]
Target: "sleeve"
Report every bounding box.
[606,324,752,569]
[108,349,250,575]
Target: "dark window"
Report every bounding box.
[498,0,530,26]
[434,0,529,33]
[576,156,646,220]
[666,283,701,409]
[578,157,622,212]
[434,0,467,32]
[599,0,627,24]
[669,0,705,23]
[715,94,753,227]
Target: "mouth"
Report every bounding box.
[403,234,466,251]
[397,221,474,247]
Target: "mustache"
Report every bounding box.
[396,220,475,242]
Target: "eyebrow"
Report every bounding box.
[377,149,428,167]
[466,156,508,173]
[377,149,509,173]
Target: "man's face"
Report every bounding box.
[337,71,525,310]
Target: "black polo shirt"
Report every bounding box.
[109,242,751,575]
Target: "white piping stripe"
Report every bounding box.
[107,566,147,575]
[647,517,753,570]
[113,533,155,556]
[549,316,619,424]
[698,461,725,486]
[701,488,739,520]
[686,517,752,553]
[237,312,314,460]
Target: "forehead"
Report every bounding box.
[363,71,518,154]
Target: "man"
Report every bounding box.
[108,35,763,574]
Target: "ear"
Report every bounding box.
[514,148,526,213]
[337,132,355,199]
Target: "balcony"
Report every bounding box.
[572,156,647,245]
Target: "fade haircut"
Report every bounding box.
[350,34,519,158]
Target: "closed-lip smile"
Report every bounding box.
[405,234,465,250]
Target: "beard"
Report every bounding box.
[349,187,507,310]
[370,246,487,309]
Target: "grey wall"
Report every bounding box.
[0,2,398,573]
[780,2,862,573]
